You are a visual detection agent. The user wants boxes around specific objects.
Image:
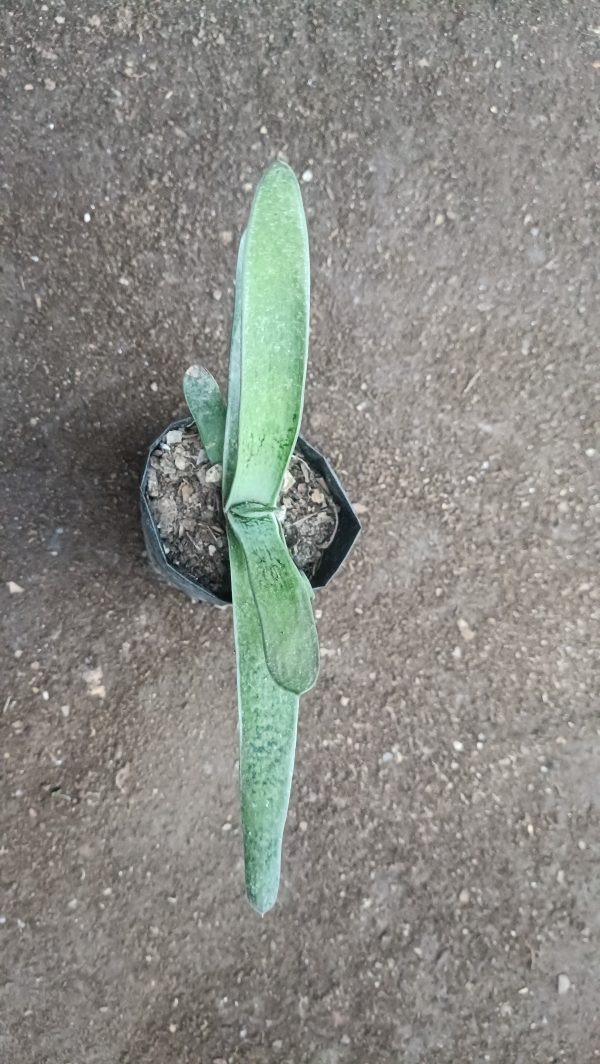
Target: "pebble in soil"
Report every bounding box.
[147,428,339,596]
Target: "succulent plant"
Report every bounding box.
[183,162,318,913]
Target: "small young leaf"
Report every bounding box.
[228,523,299,914]
[224,162,310,511]
[228,508,319,696]
[183,366,226,464]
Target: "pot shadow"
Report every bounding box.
[3,397,185,584]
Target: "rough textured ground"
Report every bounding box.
[1,3,599,1062]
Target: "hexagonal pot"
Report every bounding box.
[140,415,361,606]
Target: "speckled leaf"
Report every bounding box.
[228,507,319,695]
[183,366,226,464]
[228,523,299,914]
[224,162,310,511]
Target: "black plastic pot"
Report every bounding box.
[140,415,361,606]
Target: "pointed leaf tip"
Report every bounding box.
[183,365,226,464]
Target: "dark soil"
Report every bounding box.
[3,4,599,1063]
[147,427,338,595]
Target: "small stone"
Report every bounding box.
[155,497,178,534]
[165,430,183,446]
[174,455,188,471]
[220,230,233,245]
[208,544,216,557]
[89,14,101,27]
[147,469,159,497]
[310,489,325,504]
[283,469,295,493]
[205,464,222,485]
[44,78,56,90]
[150,382,158,392]
[434,212,445,226]
[556,869,565,885]
[7,581,24,594]
[459,888,470,905]
[340,696,350,707]
[60,705,70,718]
[452,739,464,752]
[381,752,393,764]
[83,666,106,700]
[212,288,222,301]
[83,212,91,223]
[457,617,475,642]
[354,502,368,515]
[115,763,130,791]
[301,168,313,183]
[557,973,571,995]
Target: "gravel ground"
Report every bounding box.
[1,3,599,1062]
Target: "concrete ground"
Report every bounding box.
[2,3,599,1062]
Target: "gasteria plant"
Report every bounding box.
[183,162,319,913]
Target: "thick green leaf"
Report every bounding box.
[183,366,226,464]
[228,523,299,914]
[228,507,319,695]
[224,162,310,511]
[222,229,247,501]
